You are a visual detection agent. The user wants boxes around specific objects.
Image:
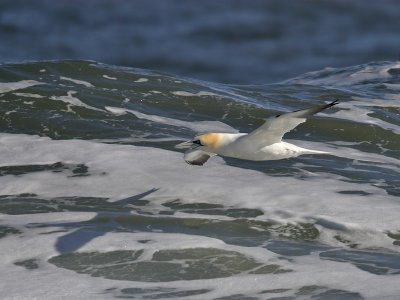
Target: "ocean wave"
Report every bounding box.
[1,60,400,299]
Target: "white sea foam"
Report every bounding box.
[0,133,399,250]
[13,92,45,98]
[172,90,218,97]
[60,76,94,87]
[105,106,238,133]
[291,139,400,169]
[23,101,35,105]
[317,96,400,134]
[1,211,400,299]
[50,91,104,112]
[288,62,400,87]
[102,74,117,80]
[134,78,148,83]
[333,105,400,134]
[0,80,43,93]
[384,83,400,90]
[1,133,400,299]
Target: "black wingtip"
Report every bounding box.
[328,99,339,107]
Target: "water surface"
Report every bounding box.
[0,60,399,299]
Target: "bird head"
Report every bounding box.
[175,133,222,151]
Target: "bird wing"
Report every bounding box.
[184,149,216,166]
[243,100,338,147]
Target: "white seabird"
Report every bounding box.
[175,100,338,166]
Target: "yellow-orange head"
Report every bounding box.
[196,133,223,150]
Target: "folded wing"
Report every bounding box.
[244,100,338,146]
[184,149,216,166]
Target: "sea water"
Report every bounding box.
[0,60,399,299]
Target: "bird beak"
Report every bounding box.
[175,140,195,149]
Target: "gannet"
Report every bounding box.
[175,100,338,166]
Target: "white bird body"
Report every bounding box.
[219,137,327,161]
[176,100,338,165]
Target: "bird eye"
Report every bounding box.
[193,140,203,146]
